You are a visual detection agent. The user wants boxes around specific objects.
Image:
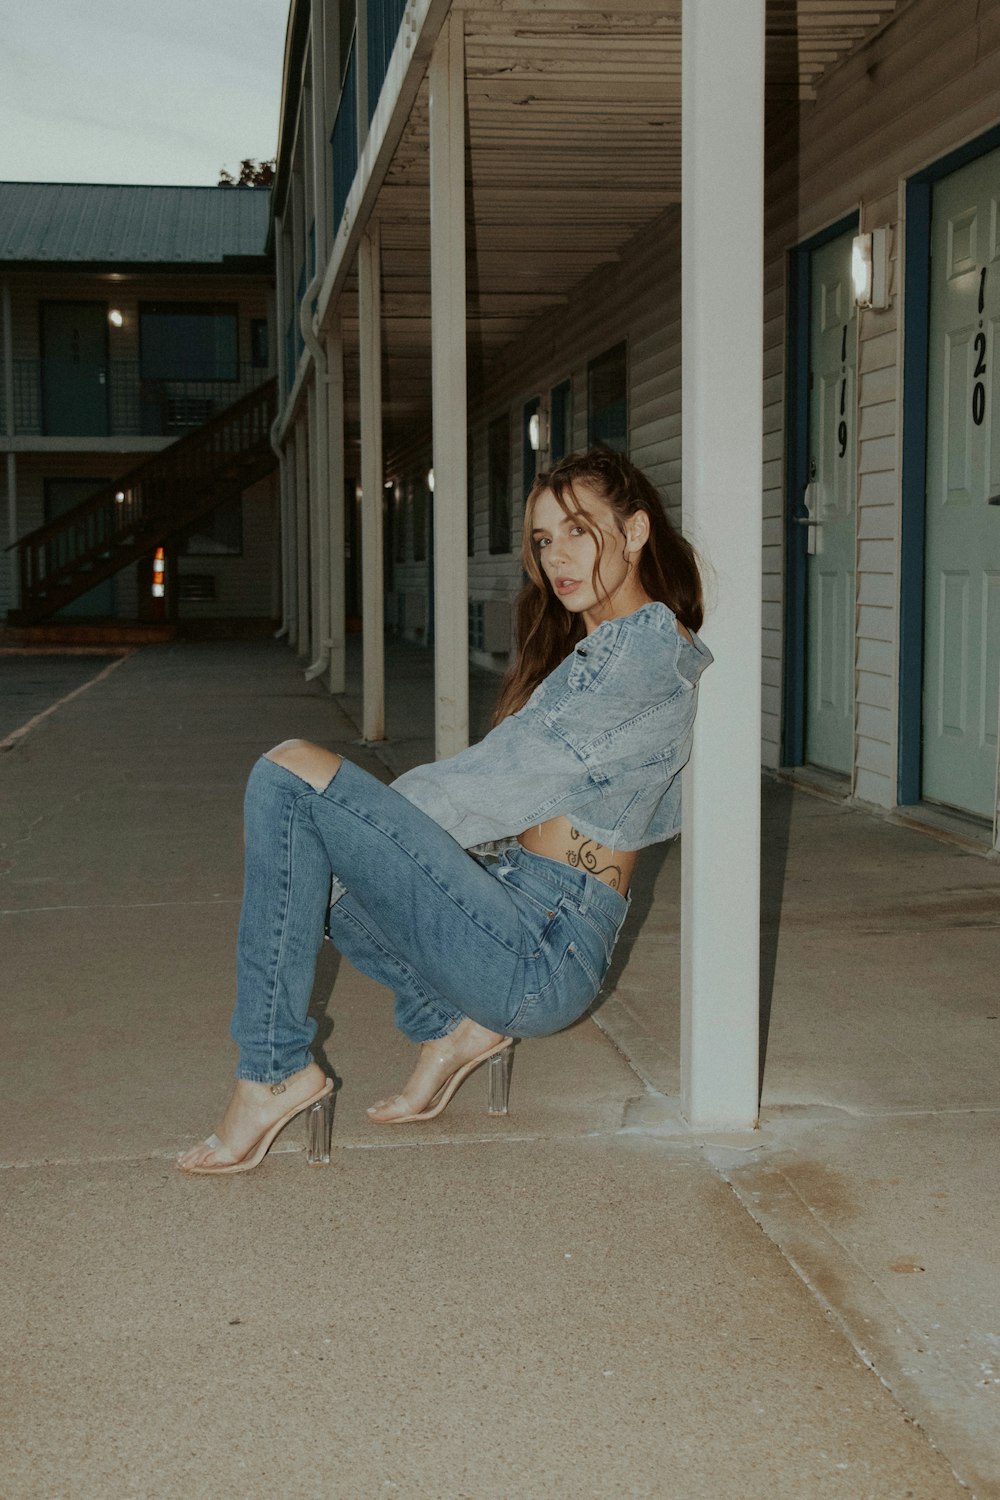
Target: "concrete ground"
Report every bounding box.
[1,635,997,1499]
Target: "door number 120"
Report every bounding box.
[972,266,987,428]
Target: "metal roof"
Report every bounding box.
[0,183,271,265]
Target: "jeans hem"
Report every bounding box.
[235,1061,313,1085]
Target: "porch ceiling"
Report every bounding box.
[339,0,899,463]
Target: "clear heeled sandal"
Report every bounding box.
[487,1041,515,1115]
[370,1037,516,1125]
[178,1077,335,1174]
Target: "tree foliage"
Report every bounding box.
[218,158,276,188]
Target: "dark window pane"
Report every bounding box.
[394,484,406,562]
[250,318,269,368]
[551,378,572,461]
[467,438,475,558]
[139,303,238,382]
[488,413,511,554]
[522,397,540,499]
[587,342,628,452]
[180,497,243,556]
[413,477,427,562]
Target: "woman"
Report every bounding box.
[177,448,711,1174]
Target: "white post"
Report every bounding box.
[429,14,470,759]
[295,416,311,657]
[326,311,347,695]
[2,283,17,610]
[283,427,299,647]
[303,8,332,683]
[358,222,385,741]
[304,372,332,680]
[680,0,764,1130]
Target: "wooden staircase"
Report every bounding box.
[7,378,277,625]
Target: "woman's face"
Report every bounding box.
[530,482,651,631]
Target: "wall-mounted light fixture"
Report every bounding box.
[528,411,549,452]
[426,468,435,492]
[114,490,126,504]
[108,308,124,328]
[851,228,890,310]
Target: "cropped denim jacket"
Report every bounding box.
[392,601,713,853]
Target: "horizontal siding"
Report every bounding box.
[4,272,270,365]
[764,0,1000,815]
[365,0,1000,823]
[176,476,279,620]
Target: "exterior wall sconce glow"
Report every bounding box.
[851,228,889,309]
[108,308,124,328]
[426,468,435,492]
[115,490,125,504]
[528,411,549,452]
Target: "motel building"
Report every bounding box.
[266,0,1000,1130]
[4,2,998,1133]
[0,183,279,631]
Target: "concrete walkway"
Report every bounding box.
[1,636,996,1499]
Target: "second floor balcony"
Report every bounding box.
[1,358,272,443]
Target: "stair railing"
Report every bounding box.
[11,378,277,619]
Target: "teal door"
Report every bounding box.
[44,479,115,617]
[923,147,1000,819]
[41,302,109,436]
[804,230,857,774]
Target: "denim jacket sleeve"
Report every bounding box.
[391,601,712,852]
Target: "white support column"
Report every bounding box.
[2,283,17,609]
[358,222,385,741]
[680,0,764,1130]
[295,417,311,657]
[302,2,333,683]
[325,310,347,695]
[283,428,299,646]
[305,379,329,677]
[429,14,470,759]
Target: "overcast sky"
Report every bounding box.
[2,1,289,186]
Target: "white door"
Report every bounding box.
[923,147,1000,820]
[805,231,857,775]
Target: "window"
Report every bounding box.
[551,378,572,461]
[250,318,269,368]
[180,498,243,556]
[522,397,540,499]
[139,303,239,382]
[587,342,628,452]
[467,438,476,558]
[488,413,511,554]
[412,477,427,563]
[394,484,406,562]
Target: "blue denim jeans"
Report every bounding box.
[230,755,631,1083]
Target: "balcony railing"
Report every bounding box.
[1,360,271,439]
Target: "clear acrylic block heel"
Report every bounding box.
[305,1090,333,1165]
[487,1043,514,1115]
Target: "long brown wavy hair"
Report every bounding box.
[494,448,703,724]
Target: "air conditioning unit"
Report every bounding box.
[482,598,512,653]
